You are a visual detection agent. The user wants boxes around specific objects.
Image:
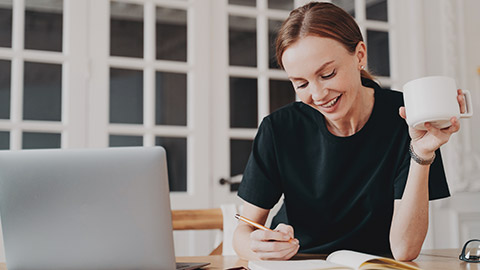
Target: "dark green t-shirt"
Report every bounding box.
[237,79,449,255]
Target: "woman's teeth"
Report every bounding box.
[321,95,340,108]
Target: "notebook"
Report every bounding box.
[248,250,420,270]
[0,147,208,270]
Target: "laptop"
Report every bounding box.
[0,147,209,270]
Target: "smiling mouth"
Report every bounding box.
[318,95,342,108]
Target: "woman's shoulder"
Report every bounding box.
[266,102,317,125]
[363,78,404,106]
[372,87,408,129]
[376,88,404,107]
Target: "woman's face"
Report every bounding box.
[281,35,366,122]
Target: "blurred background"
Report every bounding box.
[0,0,479,257]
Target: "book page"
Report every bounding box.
[364,258,421,270]
[326,250,421,270]
[248,259,353,270]
[327,250,381,269]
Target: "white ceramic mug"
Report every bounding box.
[403,76,473,130]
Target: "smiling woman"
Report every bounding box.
[233,1,463,262]
[281,36,374,136]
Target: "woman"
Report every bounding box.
[233,2,465,262]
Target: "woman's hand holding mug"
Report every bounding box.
[399,76,472,159]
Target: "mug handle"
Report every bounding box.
[461,90,473,117]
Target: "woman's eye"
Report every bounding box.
[296,82,308,89]
[321,69,336,79]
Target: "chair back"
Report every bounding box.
[171,208,223,255]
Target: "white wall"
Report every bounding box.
[422,0,480,249]
[391,0,480,249]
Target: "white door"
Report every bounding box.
[0,0,88,150]
[87,0,211,210]
[0,0,89,261]
[211,0,296,207]
[86,0,215,256]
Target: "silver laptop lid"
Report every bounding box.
[0,147,176,270]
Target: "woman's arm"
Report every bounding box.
[233,200,299,260]
[392,90,465,261]
[390,158,430,261]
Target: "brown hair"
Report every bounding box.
[275,2,373,80]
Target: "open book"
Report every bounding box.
[248,250,421,270]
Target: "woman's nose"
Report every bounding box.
[310,82,327,101]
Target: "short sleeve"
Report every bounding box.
[237,118,283,209]
[394,148,450,200]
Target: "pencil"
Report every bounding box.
[234,214,296,244]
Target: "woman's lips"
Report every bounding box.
[316,94,342,108]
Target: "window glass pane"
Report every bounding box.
[0,60,10,119]
[366,0,388,22]
[0,131,9,149]
[270,79,295,113]
[367,30,390,77]
[156,72,187,126]
[268,0,293,11]
[229,16,256,67]
[332,0,355,17]
[0,0,12,48]
[109,68,143,124]
[24,0,63,52]
[230,77,257,128]
[109,135,143,147]
[268,19,282,69]
[229,0,255,7]
[156,7,187,62]
[22,132,60,149]
[110,2,143,58]
[156,137,187,192]
[23,62,62,121]
[230,139,253,176]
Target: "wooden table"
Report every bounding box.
[0,249,476,269]
[176,249,478,270]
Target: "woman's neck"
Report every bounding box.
[325,85,375,137]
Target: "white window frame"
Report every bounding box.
[0,0,88,150]
[87,0,211,210]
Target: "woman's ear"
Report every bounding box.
[355,41,367,68]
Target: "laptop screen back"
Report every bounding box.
[0,147,176,270]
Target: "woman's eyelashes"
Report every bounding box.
[296,82,308,89]
[294,69,336,89]
[321,69,336,79]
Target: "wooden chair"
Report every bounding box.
[171,208,224,255]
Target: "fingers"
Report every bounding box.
[255,241,300,260]
[445,117,460,133]
[250,232,300,260]
[412,117,460,154]
[273,223,295,239]
[424,116,460,135]
[250,228,291,242]
[424,119,458,138]
[457,89,466,114]
[435,117,460,135]
[398,106,406,119]
[254,241,300,260]
[249,223,300,260]
[250,237,298,253]
[284,243,300,260]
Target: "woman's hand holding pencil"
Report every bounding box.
[235,214,300,260]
